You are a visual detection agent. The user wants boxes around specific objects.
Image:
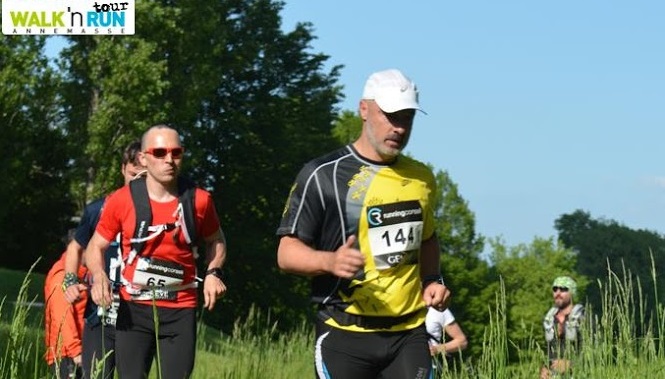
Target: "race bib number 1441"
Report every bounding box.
[366,200,423,270]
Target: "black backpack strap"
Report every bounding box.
[129,176,152,256]
[177,176,197,248]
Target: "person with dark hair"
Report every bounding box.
[62,140,145,379]
[86,125,227,379]
[277,69,450,378]
[540,276,584,379]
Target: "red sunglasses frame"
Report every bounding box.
[144,147,184,159]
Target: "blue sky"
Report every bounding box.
[280,0,665,249]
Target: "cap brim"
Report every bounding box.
[375,98,426,114]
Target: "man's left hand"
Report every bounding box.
[203,275,226,311]
[422,282,451,311]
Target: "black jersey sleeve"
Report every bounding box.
[276,162,326,245]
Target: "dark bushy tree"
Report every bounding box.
[38,0,342,332]
[0,35,73,271]
[555,209,665,331]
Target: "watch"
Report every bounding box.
[205,267,224,280]
[421,274,444,288]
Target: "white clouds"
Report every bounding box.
[646,176,665,189]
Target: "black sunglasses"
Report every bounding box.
[552,286,569,293]
[144,147,184,159]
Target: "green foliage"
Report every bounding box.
[431,169,495,358]
[489,236,584,361]
[555,209,665,330]
[331,110,362,144]
[0,268,45,311]
[0,262,49,379]
[192,306,312,379]
[137,0,344,331]
[59,34,168,204]
[5,265,665,378]
[0,35,74,272]
[432,170,484,259]
[5,1,343,333]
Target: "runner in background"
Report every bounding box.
[425,307,468,376]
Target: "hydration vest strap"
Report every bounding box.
[177,176,198,247]
[128,175,198,257]
[129,223,178,244]
[129,176,152,256]
[128,281,198,292]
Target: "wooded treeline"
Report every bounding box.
[2,0,664,364]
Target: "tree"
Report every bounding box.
[331,110,361,144]
[146,0,342,330]
[33,0,342,332]
[0,35,73,271]
[555,209,665,329]
[431,169,495,358]
[489,237,583,360]
[58,30,168,207]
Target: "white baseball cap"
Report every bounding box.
[362,69,425,114]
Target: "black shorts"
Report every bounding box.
[81,321,116,379]
[315,319,432,379]
[115,300,197,379]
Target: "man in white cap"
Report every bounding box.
[540,276,584,379]
[277,68,450,378]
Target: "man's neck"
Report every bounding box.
[556,303,574,320]
[351,140,397,165]
[146,176,178,202]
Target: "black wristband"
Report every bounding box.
[421,274,444,288]
[205,267,223,280]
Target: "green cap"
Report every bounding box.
[552,276,577,298]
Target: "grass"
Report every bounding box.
[0,267,45,302]
[2,264,665,378]
[0,264,46,331]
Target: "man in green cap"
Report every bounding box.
[540,276,584,379]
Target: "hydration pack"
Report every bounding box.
[128,175,198,262]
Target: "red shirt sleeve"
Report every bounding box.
[196,189,221,239]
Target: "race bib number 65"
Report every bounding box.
[132,258,185,288]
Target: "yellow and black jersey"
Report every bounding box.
[277,145,437,332]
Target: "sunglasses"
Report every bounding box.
[144,147,184,159]
[552,286,569,293]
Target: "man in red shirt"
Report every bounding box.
[62,140,146,379]
[86,125,227,379]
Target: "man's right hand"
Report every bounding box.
[329,235,365,279]
[90,272,113,307]
[63,283,88,304]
